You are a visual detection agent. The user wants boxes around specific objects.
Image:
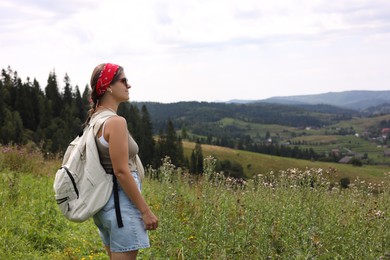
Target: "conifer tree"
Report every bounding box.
[190,140,203,175]
[15,79,36,130]
[1,67,13,107]
[139,105,155,166]
[82,86,91,121]
[63,73,73,105]
[154,120,185,167]
[74,86,85,121]
[176,136,185,167]
[181,127,188,139]
[165,120,179,164]
[31,79,43,131]
[153,129,165,168]
[0,78,5,127]
[45,71,61,117]
[0,108,24,144]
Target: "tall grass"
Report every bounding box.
[1,147,389,259]
[143,158,390,259]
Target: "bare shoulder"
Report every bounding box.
[105,115,127,131]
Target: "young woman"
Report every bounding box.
[86,63,158,259]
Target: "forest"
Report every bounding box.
[2,66,389,177]
[0,67,188,169]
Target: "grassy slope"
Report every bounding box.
[335,114,390,132]
[183,141,389,183]
[211,114,390,165]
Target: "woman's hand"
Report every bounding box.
[142,209,158,230]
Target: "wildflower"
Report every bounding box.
[375,210,385,218]
[188,235,196,241]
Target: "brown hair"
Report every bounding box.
[84,63,124,125]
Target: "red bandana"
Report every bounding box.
[96,63,120,97]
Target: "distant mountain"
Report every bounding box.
[361,102,390,116]
[136,101,357,136]
[227,90,390,111]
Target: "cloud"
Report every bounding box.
[135,0,390,57]
[1,0,389,102]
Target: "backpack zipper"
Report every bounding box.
[61,166,80,199]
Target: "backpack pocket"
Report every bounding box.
[53,167,79,210]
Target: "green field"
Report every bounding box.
[1,148,389,259]
[183,141,390,183]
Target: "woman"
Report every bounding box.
[87,63,158,259]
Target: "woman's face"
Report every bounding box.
[111,72,131,102]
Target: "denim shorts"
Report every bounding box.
[93,172,150,252]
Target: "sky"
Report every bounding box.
[1,0,390,103]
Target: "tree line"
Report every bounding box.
[0,67,190,170]
[136,101,355,130]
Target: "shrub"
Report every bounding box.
[351,157,363,167]
[340,177,350,188]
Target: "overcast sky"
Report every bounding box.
[1,0,390,103]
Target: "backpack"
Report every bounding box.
[53,110,116,223]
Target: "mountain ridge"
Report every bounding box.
[226,90,390,110]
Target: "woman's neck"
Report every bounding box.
[97,104,117,114]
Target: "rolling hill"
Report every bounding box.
[135,90,390,171]
[257,90,390,110]
[182,141,389,183]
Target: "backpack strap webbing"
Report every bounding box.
[112,173,124,228]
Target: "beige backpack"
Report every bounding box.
[53,110,116,222]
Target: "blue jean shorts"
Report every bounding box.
[93,172,150,252]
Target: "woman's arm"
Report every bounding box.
[105,116,158,230]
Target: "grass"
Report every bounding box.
[183,141,389,183]
[334,114,390,133]
[1,146,390,259]
[290,135,390,164]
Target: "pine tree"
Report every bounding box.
[190,140,203,175]
[139,105,155,166]
[128,105,141,142]
[165,120,178,165]
[74,86,85,121]
[153,130,165,168]
[181,127,188,139]
[0,77,5,127]
[1,67,13,107]
[62,73,73,105]
[45,71,61,117]
[14,79,36,130]
[31,79,44,130]
[154,120,185,167]
[81,86,91,121]
[0,108,24,144]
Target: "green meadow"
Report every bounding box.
[1,145,389,259]
[183,141,389,183]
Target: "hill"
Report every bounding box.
[136,101,356,134]
[182,141,389,183]
[258,90,390,110]
[136,98,390,166]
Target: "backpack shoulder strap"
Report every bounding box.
[88,110,123,228]
[89,110,117,136]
